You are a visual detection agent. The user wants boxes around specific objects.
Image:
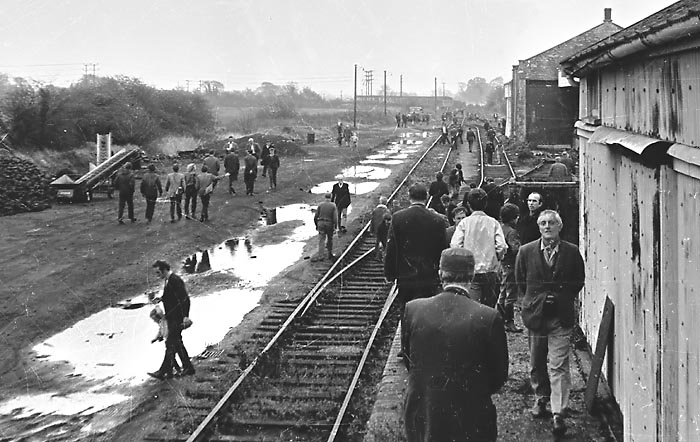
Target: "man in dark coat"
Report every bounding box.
[428,171,449,212]
[331,175,351,233]
[223,144,240,195]
[370,196,391,261]
[243,151,258,196]
[466,127,476,152]
[481,177,504,220]
[515,209,585,436]
[384,183,448,308]
[140,164,162,223]
[149,260,195,379]
[402,248,508,442]
[113,162,137,224]
[517,192,544,245]
[267,147,280,190]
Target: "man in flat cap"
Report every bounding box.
[402,248,509,442]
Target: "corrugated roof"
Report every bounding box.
[563,0,700,68]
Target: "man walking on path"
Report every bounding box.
[140,164,162,223]
[450,188,506,307]
[331,175,351,233]
[223,143,239,195]
[148,260,195,380]
[203,150,220,187]
[113,162,137,224]
[385,184,447,311]
[402,248,508,442]
[165,164,185,223]
[370,196,391,262]
[496,203,522,333]
[518,192,544,245]
[515,209,585,436]
[183,164,199,220]
[466,127,476,152]
[197,165,220,222]
[267,147,280,190]
[312,193,338,262]
[243,150,258,196]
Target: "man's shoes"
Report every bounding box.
[504,321,522,333]
[552,413,566,436]
[531,399,550,418]
[118,219,125,225]
[131,218,137,223]
[180,367,196,376]
[310,255,324,262]
[328,254,337,261]
[147,371,172,380]
[170,219,176,223]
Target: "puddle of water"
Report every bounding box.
[366,154,387,160]
[359,159,404,166]
[0,391,129,419]
[340,165,391,180]
[309,180,378,196]
[31,288,261,385]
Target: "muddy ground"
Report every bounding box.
[0,122,415,440]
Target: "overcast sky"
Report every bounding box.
[0,0,673,97]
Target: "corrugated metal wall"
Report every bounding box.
[580,137,662,441]
[597,53,700,145]
[664,168,700,440]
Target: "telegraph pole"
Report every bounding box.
[434,77,438,114]
[400,75,403,97]
[383,70,387,116]
[442,82,446,97]
[353,64,357,129]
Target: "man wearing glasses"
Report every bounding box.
[515,210,584,436]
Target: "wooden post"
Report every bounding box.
[584,296,614,412]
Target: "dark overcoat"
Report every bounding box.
[515,239,585,330]
[402,287,508,442]
[384,203,447,290]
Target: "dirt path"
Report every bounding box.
[0,123,420,440]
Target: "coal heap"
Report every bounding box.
[0,155,53,216]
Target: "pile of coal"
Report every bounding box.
[0,156,52,216]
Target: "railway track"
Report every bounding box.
[145,120,515,442]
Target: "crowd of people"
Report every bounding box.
[111,136,282,224]
[377,179,584,440]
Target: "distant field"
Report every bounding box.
[214,106,350,123]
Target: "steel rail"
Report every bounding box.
[327,285,398,442]
[185,129,445,442]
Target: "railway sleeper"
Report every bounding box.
[284,357,357,367]
[282,349,361,359]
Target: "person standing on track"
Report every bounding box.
[140,164,162,223]
[402,247,508,442]
[466,127,476,153]
[515,210,585,436]
[450,188,506,307]
[312,193,338,262]
[331,175,351,233]
[370,196,391,262]
[384,184,447,319]
[428,171,449,212]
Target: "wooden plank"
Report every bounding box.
[585,296,614,413]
